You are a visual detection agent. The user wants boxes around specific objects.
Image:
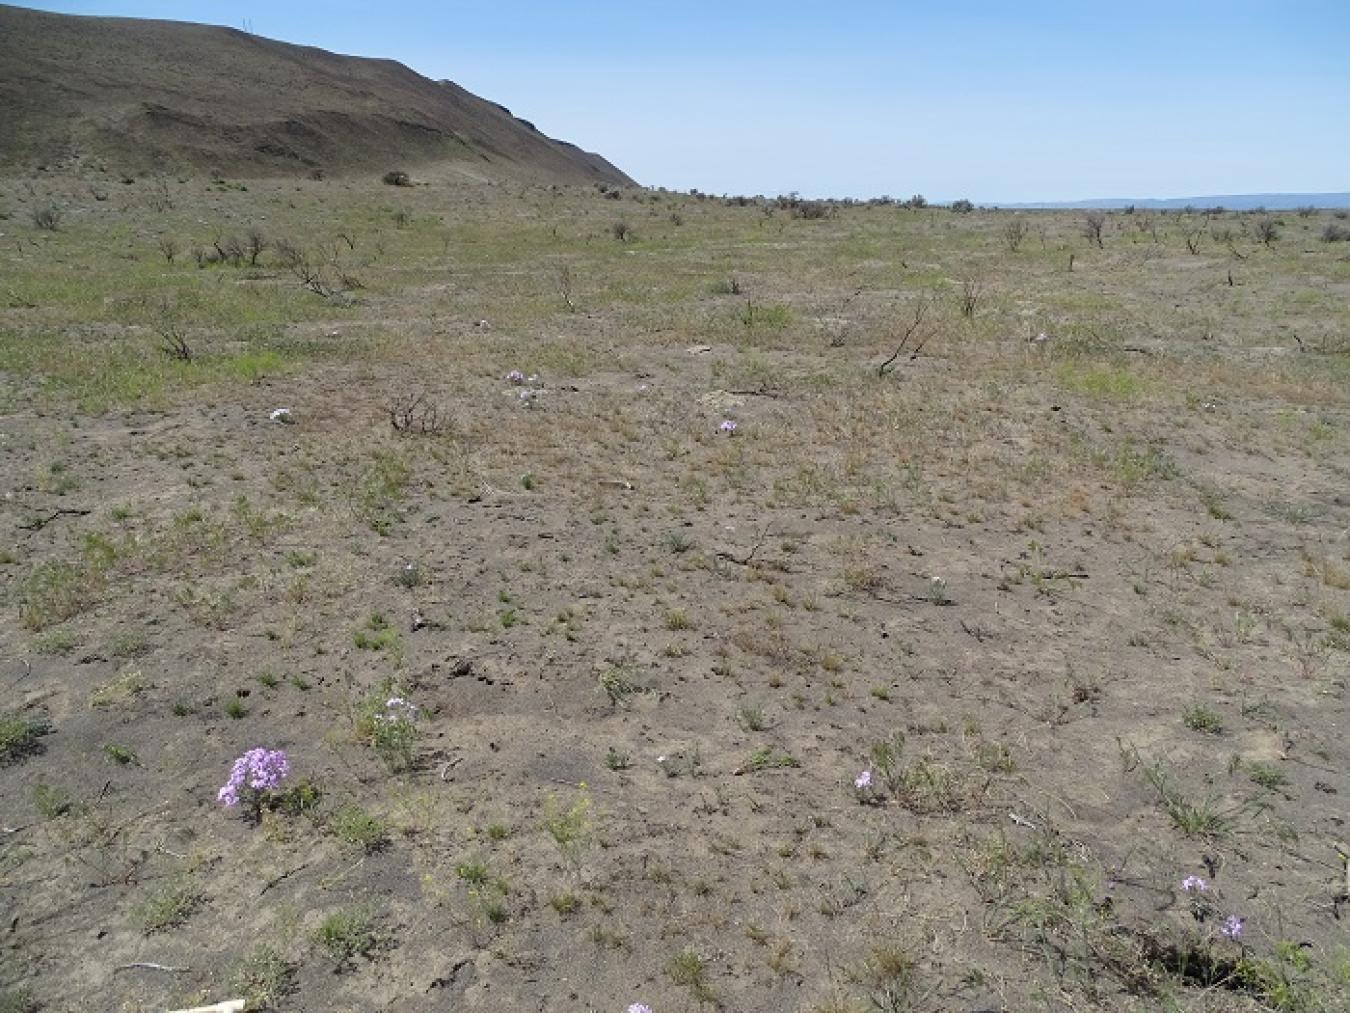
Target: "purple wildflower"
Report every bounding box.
[718,419,737,433]
[855,770,873,790]
[218,748,289,808]
[627,1005,653,1013]
[1221,915,1244,941]
[1182,876,1207,893]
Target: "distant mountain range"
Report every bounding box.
[0,3,634,185]
[999,193,1350,211]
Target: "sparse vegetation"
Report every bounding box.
[2,158,1348,1013]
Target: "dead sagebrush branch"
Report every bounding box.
[388,393,443,435]
[877,293,934,376]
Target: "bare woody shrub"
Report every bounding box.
[1083,211,1106,248]
[1003,217,1030,252]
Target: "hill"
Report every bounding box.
[0,3,635,185]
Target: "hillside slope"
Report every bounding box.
[0,3,634,184]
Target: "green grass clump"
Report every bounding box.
[1182,703,1224,734]
[18,558,107,630]
[741,746,799,771]
[666,947,719,1005]
[103,743,139,765]
[313,902,388,969]
[132,873,201,934]
[1246,761,1287,791]
[329,803,388,853]
[0,712,50,764]
[228,943,295,1010]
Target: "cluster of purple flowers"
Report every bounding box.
[506,369,526,384]
[217,748,289,807]
[1180,875,1243,941]
[852,768,882,805]
[718,419,737,433]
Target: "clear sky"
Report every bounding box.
[14,1,1349,202]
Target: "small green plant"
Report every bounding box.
[329,803,388,852]
[1246,761,1287,791]
[741,746,799,772]
[736,702,767,731]
[254,669,280,688]
[521,472,537,491]
[598,665,644,708]
[974,740,1016,774]
[0,711,50,763]
[228,943,296,1010]
[476,891,509,925]
[30,782,78,820]
[33,626,78,655]
[353,612,402,660]
[858,943,930,1013]
[107,629,150,658]
[285,549,317,568]
[313,901,387,969]
[666,947,719,1005]
[604,746,631,770]
[549,892,582,915]
[456,859,490,886]
[1138,754,1240,840]
[132,873,201,934]
[89,668,145,708]
[225,696,247,720]
[355,692,419,772]
[657,748,704,778]
[103,743,138,765]
[869,731,908,794]
[542,785,593,868]
[666,529,695,553]
[273,779,323,818]
[1182,703,1224,734]
[667,948,708,984]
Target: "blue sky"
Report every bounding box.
[17,1,1349,202]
